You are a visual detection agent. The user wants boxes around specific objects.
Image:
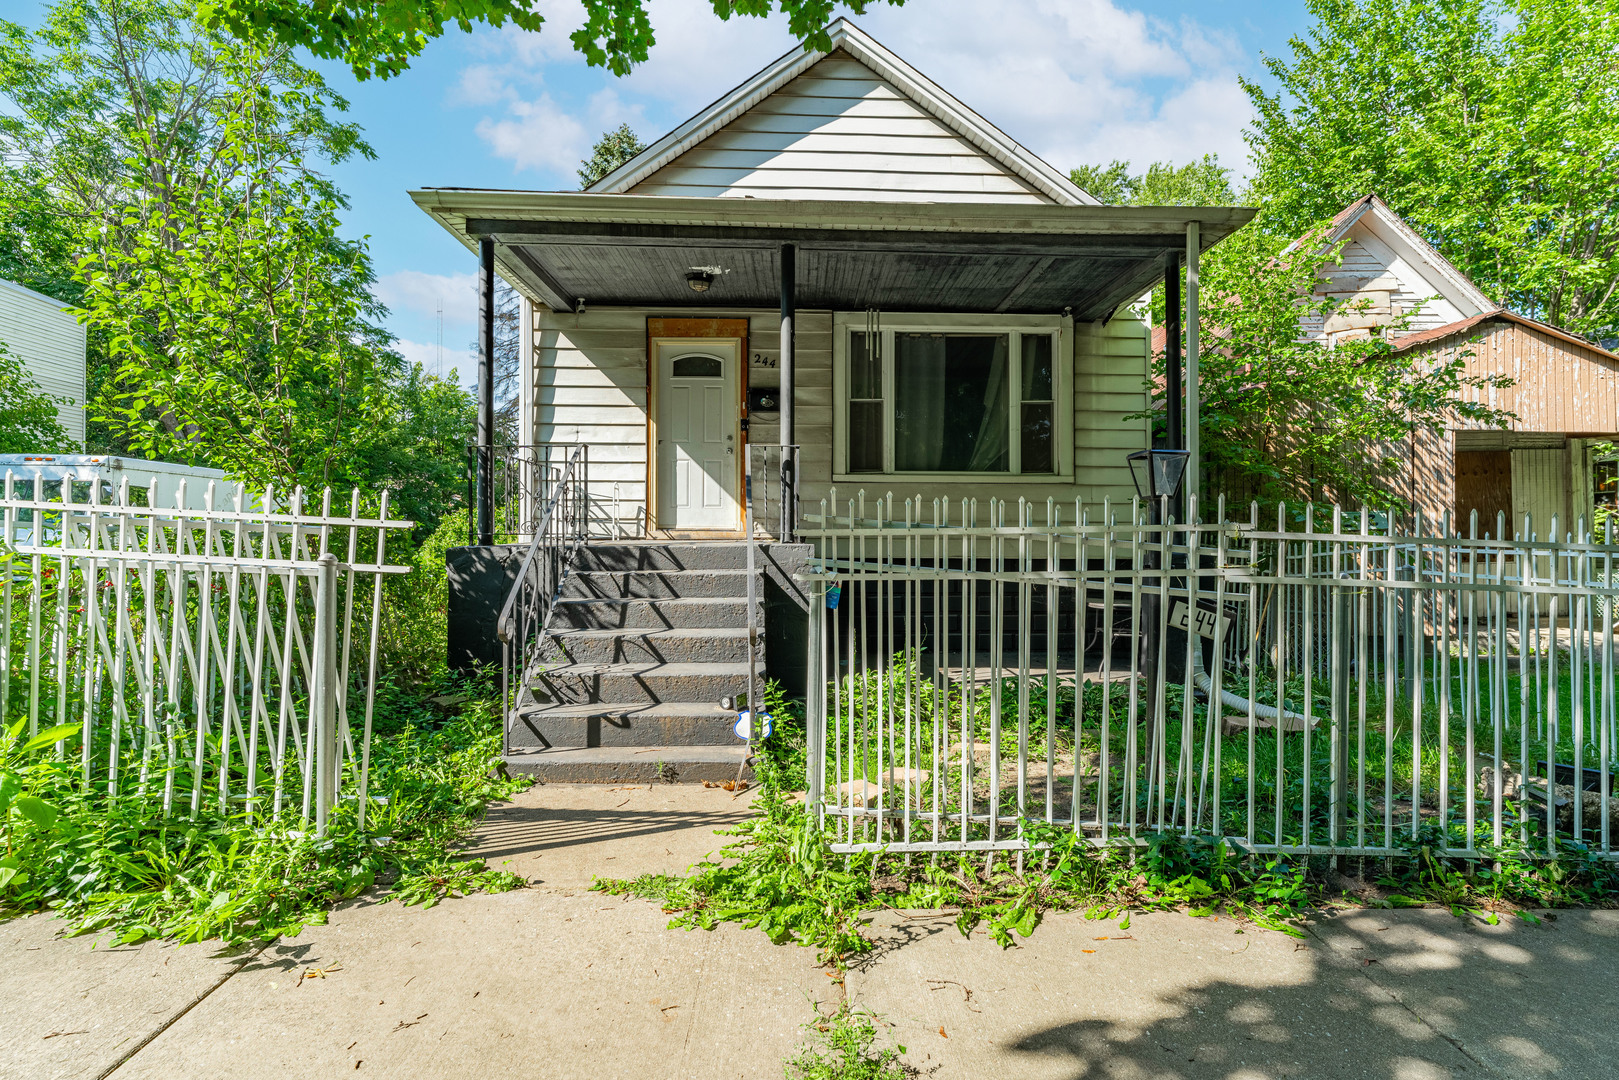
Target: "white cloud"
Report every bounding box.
[395,338,479,388]
[458,0,1256,186]
[374,270,480,327]
[474,92,590,177]
[451,63,513,106]
[857,0,1253,180]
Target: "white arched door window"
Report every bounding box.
[655,342,740,530]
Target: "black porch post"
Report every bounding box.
[1164,251,1182,453]
[476,237,496,546]
[779,243,796,448]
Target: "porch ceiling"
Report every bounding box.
[410,190,1256,319]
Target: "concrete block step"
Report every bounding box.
[571,542,750,572]
[552,596,756,630]
[503,744,752,784]
[509,701,743,748]
[560,569,757,600]
[529,661,752,706]
[540,627,752,665]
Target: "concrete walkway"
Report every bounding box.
[5,783,1618,1079]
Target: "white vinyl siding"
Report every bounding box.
[531,304,1149,530]
[0,279,86,447]
[629,54,1051,204]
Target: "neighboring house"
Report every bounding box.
[414,19,1251,538]
[0,277,86,448]
[1314,196,1619,538]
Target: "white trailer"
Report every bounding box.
[0,454,231,509]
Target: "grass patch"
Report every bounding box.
[0,674,529,945]
[595,678,1619,968]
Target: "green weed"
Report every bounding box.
[0,676,528,944]
[785,1002,910,1080]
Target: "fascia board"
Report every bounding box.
[409,189,1255,238]
[831,22,1092,206]
[588,42,827,194]
[1362,200,1494,314]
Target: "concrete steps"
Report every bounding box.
[503,744,750,784]
[540,627,750,665]
[506,543,761,783]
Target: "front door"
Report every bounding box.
[655,340,740,531]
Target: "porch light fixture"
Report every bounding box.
[686,270,714,292]
[1127,448,1190,500]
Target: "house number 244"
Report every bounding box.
[751,353,777,368]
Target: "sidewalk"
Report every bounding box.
[5,783,1618,1079]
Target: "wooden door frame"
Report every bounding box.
[646,317,749,538]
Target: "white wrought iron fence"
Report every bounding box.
[800,490,1619,862]
[0,472,413,833]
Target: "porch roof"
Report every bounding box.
[409,190,1255,320]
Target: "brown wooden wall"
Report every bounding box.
[1389,319,1619,531]
[1435,319,1619,436]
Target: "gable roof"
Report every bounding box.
[1319,194,1495,315]
[589,19,1094,206]
[1392,307,1619,362]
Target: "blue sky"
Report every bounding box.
[15,0,1315,384]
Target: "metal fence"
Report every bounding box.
[0,472,413,833]
[801,491,1619,861]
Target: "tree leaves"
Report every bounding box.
[198,0,906,82]
[0,342,75,454]
[1161,219,1516,506]
[1245,0,1619,341]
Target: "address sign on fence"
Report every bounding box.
[1169,600,1227,640]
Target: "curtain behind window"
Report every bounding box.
[893,334,1008,472]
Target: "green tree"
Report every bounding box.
[79,164,395,489]
[201,0,908,81]
[3,1,475,530]
[578,123,647,189]
[1167,219,1512,506]
[0,0,370,458]
[1069,155,1236,206]
[1244,0,1619,340]
[354,362,476,531]
[0,342,75,455]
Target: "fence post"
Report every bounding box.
[314,552,339,836]
[1330,578,1351,857]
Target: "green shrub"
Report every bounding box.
[376,508,468,689]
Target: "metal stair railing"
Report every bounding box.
[496,444,589,756]
[740,444,800,771]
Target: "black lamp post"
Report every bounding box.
[1127,447,1187,811]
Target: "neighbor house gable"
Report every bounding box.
[591,20,1090,205]
[1303,195,1494,344]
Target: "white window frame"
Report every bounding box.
[832,312,1072,482]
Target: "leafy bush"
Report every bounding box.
[376,509,468,689]
[0,678,526,944]
[0,341,75,454]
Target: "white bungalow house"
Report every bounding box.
[415,20,1251,781]
[415,19,1250,541]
